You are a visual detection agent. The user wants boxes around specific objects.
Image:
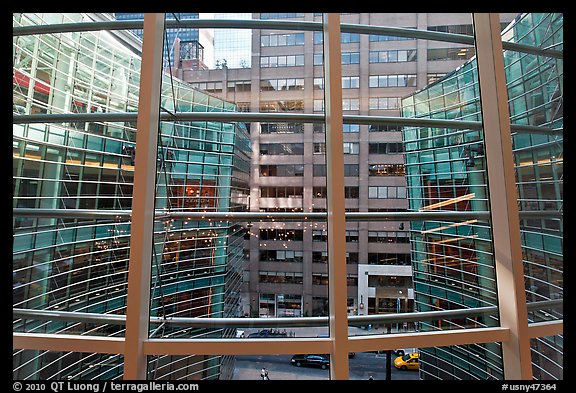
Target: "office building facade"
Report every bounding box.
[171,12,517,318]
[401,12,563,379]
[13,12,250,379]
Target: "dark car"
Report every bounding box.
[248,329,271,338]
[290,354,330,369]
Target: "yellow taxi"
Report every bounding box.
[393,352,419,370]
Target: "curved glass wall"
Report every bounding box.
[13,12,562,382]
[401,12,563,379]
[13,12,250,380]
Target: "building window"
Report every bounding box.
[314,143,326,154]
[368,186,407,199]
[260,78,305,91]
[189,81,222,93]
[428,47,475,61]
[345,231,359,242]
[312,230,327,242]
[259,272,303,284]
[260,164,304,177]
[369,124,402,132]
[368,231,410,243]
[341,51,360,64]
[369,49,417,63]
[342,98,360,111]
[261,33,305,47]
[369,74,417,88]
[313,187,327,198]
[343,142,359,154]
[368,253,411,265]
[260,55,305,68]
[260,143,304,155]
[260,123,304,134]
[343,124,360,133]
[312,251,328,263]
[259,229,303,241]
[259,100,304,112]
[313,164,326,177]
[260,187,303,198]
[342,76,360,89]
[369,97,401,110]
[369,142,404,154]
[344,164,359,177]
[259,250,303,262]
[344,186,359,199]
[369,164,406,176]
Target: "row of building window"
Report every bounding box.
[246,229,409,244]
[259,123,402,134]
[258,272,358,286]
[258,251,411,268]
[250,21,501,39]
[259,142,406,156]
[259,186,366,199]
[259,164,404,177]
[191,71,447,99]
[258,49,460,69]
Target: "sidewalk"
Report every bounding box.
[240,325,380,338]
[231,326,389,380]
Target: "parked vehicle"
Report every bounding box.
[290,354,330,369]
[247,329,289,338]
[394,352,419,371]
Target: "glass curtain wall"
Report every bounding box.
[401,12,563,379]
[13,12,562,382]
[13,12,250,380]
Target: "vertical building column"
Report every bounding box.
[472,13,532,379]
[124,13,165,380]
[322,12,349,380]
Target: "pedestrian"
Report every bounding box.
[261,367,270,380]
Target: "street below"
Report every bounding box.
[232,352,420,380]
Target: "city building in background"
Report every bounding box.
[13,12,251,379]
[171,12,517,319]
[114,13,215,69]
[401,12,563,379]
[213,13,252,69]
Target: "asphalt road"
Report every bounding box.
[232,352,420,380]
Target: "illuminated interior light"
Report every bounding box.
[420,193,475,210]
[434,234,478,244]
[420,219,478,234]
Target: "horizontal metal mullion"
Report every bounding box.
[165,19,321,31]
[13,112,560,135]
[342,23,476,45]
[344,114,481,129]
[14,300,562,328]
[13,18,562,60]
[12,112,320,124]
[13,208,491,221]
[13,20,144,36]
[12,208,562,221]
[13,208,132,219]
[13,308,126,326]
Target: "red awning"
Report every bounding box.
[13,70,51,96]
